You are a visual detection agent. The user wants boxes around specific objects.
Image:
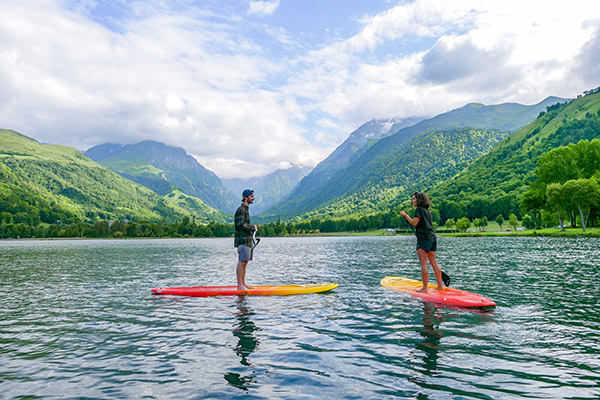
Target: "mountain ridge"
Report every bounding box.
[259,96,567,221]
[85,141,239,212]
[280,117,425,209]
[0,129,229,225]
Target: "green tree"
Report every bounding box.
[536,144,580,185]
[528,139,600,229]
[445,218,456,232]
[273,218,287,236]
[320,219,337,233]
[455,217,471,232]
[522,214,534,229]
[541,209,558,228]
[546,183,567,231]
[439,199,464,222]
[575,138,600,178]
[561,178,600,232]
[520,184,545,228]
[481,216,488,231]
[126,222,140,237]
[110,221,127,237]
[194,224,213,237]
[508,213,519,230]
[496,214,504,230]
[91,221,109,237]
[286,222,297,235]
[310,218,321,231]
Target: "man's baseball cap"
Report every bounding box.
[242,189,254,199]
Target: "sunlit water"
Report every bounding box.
[1,236,599,399]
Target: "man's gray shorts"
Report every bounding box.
[237,245,253,262]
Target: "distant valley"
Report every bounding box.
[222,165,312,214]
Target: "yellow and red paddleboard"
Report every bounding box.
[152,282,339,297]
[381,276,496,309]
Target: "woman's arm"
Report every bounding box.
[399,210,420,227]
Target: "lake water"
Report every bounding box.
[1,236,599,399]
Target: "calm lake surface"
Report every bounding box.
[1,236,599,399]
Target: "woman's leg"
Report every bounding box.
[427,251,444,289]
[417,248,429,291]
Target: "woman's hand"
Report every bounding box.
[399,211,407,217]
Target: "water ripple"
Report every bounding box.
[1,237,599,399]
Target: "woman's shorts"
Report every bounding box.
[237,245,253,262]
[417,237,437,252]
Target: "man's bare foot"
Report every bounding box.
[416,287,428,292]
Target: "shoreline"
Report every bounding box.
[2,227,599,241]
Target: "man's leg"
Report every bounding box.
[237,260,249,290]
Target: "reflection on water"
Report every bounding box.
[224,297,261,391]
[418,303,445,375]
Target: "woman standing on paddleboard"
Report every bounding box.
[399,192,444,292]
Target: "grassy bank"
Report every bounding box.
[291,226,600,238]
[442,226,600,238]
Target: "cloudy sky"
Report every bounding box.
[1,0,599,178]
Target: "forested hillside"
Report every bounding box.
[0,130,229,238]
[260,97,563,222]
[430,91,600,222]
[285,127,509,221]
[283,117,423,208]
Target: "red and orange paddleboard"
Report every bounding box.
[381,276,496,309]
[152,282,338,297]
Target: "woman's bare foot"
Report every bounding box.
[416,287,428,292]
[435,286,444,291]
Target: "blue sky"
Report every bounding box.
[1,0,599,178]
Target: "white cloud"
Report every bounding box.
[576,23,600,83]
[248,1,280,17]
[284,0,600,127]
[0,0,313,178]
[1,0,599,180]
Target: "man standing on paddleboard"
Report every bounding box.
[234,189,257,291]
[399,192,444,292]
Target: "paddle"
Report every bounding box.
[404,220,451,287]
[251,229,261,251]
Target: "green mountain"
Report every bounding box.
[429,90,600,222]
[222,165,312,214]
[0,130,228,225]
[85,141,238,213]
[163,188,229,222]
[261,97,565,221]
[290,117,424,202]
